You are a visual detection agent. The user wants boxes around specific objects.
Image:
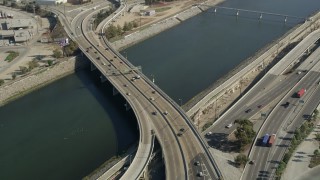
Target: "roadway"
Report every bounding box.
[51,2,222,180]
[202,22,320,180]
[243,53,320,180]
[203,29,320,151]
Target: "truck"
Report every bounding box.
[296,88,306,98]
[268,134,276,146]
[262,134,270,146]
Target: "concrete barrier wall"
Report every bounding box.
[0,57,88,106]
[186,11,320,118]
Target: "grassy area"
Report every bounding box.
[155,7,171,12]
[5,51,19,62]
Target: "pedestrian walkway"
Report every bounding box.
[282,116,320,180]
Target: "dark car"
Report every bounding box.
[284,102,290,108]
[245,109,252,113]
[257,105,263,108]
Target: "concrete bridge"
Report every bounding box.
[196,4,309,23]
[50,1,223,180]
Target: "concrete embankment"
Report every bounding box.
[185,11,320,120]
[111,0,225,50]
[0,57,89,106]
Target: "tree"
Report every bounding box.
[0,79,4,86]
[314,149,320,156]
[300,123,307,134]
[12,73,16,80]
[294,129,302,140]
[314,109,319,118]
[234,119,256,148]
[19,66,29,74]
[105,24,118,39]
[53,49,62,58]
[283,152,291,164]
[132,21,139,28]
[28,60,39,70]
[47,60,53,66]
[234,154,249,167]
[116,25,123,35]
[276,161,286,176]
[315,133,320,141]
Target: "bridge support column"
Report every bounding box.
[236,10,239,16]
[100,75,107,83]
[113,86,119,96]
[90,62,97,71]
[259,13,262,21]
[214,8,217,14]
[124,101,131,111]
[284,16,287,23]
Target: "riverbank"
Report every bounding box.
[0,57,89,107]
[111,0,225,50]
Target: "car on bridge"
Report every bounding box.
[226,123,233,128]
[245,109,252,113]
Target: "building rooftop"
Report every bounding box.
[3,19,34,29]
[0,30,14,36]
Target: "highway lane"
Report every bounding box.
[204,73,301,150]
[76,7,192,179]
[243,50,320,180]
[269,29,320,75]
[204,29,320,151]
[53,2,223,179]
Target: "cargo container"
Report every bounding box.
[297,88,306,98]
[268,134,276,146]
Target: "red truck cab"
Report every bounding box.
[268,134,276,146]
[297,88,306,98]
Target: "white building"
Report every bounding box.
[36,0,67,5]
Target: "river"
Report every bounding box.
[0,0,319,179]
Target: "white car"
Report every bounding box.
[206,131,212,136]
[226,123,233,128]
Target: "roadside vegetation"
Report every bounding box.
[202,121,213,131]
[105,21,139,40]
[234,154,249,167]
[275,109,318,179]
[234,119,256,151]
[93,9,115,29]
[0,79,4,86]
[5,51,19,62]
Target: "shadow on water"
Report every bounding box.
[74,57,139,153]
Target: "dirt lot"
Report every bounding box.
[113,0,206,31]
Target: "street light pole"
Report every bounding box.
[151,74,155,83]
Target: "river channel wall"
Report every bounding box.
[185,11,320,120]
[0,57,89,106]
[111,0,225,50]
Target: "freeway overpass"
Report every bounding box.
[50,2,223,179]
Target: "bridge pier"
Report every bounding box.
[100,74,107,83]
[284,16,287,23]
[113,86,119,95]
[124,101,131,111]
[90,62,97,71]
[259,13,262,20]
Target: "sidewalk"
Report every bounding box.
[282,107,320,180]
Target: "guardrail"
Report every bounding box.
[98,7,223,180]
